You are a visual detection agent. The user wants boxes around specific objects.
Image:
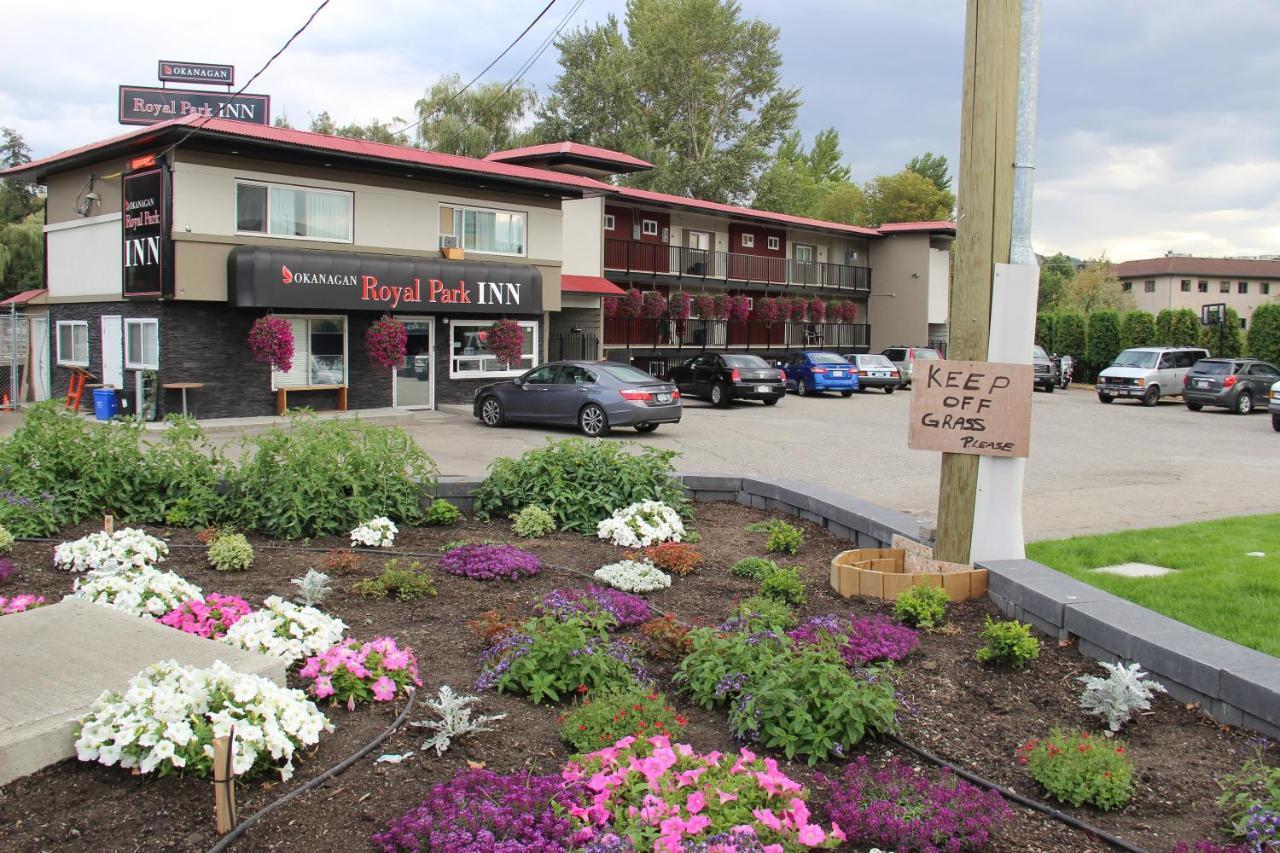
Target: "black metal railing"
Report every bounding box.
[603,318,870,353]
[603,239,871,293]
[549,332,599,362]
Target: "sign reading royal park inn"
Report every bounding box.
[907,359,1033,458]
[121,157,173,299]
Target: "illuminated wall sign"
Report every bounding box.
[157,61,234,86]
[122,163,173,299]
[118,86,270,126]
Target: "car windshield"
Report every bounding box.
[1194,361,1234,376]
[1033,346,1049,359]
[597,363,660,383]
[809,353,848,365]
[1111,350,1159,368]
[722,355,769,368]
[858,355,893,367]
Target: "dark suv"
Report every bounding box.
[1033,345,1058,392]
[1183,358,1280,414]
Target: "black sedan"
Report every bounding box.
[1183,358,1280,414]
[667,353,787,406]
[473,360,681,436]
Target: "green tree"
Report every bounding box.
[309,111,404,144]
[906,151,952,194]
[413,74,537,157]
[1,128,40,223]
[1057,259,1134,315]
[1154,309,1175,345]
[1120,311,1156,351]
[1038,252,1075,311]
[1247,303,1280,365]
[536,0,800,203]
[1197,307,1242,357]
[1168,308,1200,346]
[0,211,44,298]
[754,128,852,216]
[1052,312,1087,361]
[808,182,867,226]
[1035,313,1055,349]
[1086,311,1123,377]
[861,169,955,225]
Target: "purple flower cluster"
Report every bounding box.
[371,768,581,852]
[539,586,651,629]
[788,614,920,666]
[681,827,771,852]
[439,544,541,581]
[0,557,15,584]
[475,631,534,692]
[822,756,1012,853]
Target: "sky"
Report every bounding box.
[3,0,1279,262]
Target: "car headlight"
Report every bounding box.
[1133,378,1145,386]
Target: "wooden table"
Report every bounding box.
[162,382,205,417]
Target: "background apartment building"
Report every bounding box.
[1113,255,1280,330]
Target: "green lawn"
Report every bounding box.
[1027,515,1280,657]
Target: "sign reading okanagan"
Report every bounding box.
[122,165,173,299]
[158,61,234,85]
[228,247,542,315]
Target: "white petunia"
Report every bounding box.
[54,528,169,574]
[350,516,397,548]
[222,596,346,666]
[593,559,672,593]
[70,566,203,619]
[595,501,685,548]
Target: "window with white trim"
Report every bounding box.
[56,321,89,367]
[641,219,658,236]
[124,318,159,370]
[603,214,615,231]
[235,181,352,242]
[449,320,538,378]
[271,317,347,389]
[440,204,527,255]
[741,233,755,248]
[767,236,780,251]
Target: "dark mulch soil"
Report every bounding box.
[0,502,1257,852]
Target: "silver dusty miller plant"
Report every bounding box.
[1078,661,1167,731]
[290,569,333,607]
[411,685,507,756]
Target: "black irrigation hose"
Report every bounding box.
[207,687,419,853]
[886,733,1147,853]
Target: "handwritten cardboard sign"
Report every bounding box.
[907,359,1032,458]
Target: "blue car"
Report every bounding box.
[780,351,859,396]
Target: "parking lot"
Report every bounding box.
[407,385,1280,542]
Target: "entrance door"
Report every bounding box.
[685,230,713,276]
[101,316,124,389]
[393,319,434,408]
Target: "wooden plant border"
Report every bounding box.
[829,548,989,602]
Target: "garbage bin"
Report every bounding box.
[92,388,119,421]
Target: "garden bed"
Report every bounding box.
[0,501,1268,852]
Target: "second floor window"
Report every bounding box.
[441,205,526,255]
[1198,280,1208,292]
[1238,281,1248,294]
[1220,281,1230,293]
[1144,280,1156,293]
[1180,280,1191,292]
[236,181,352,242]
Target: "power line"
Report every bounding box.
[391,0,558,142]
[499,0,585,97]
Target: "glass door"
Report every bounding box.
[393,319,434,408]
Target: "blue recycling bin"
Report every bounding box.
[92,388,119,421]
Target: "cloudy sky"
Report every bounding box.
[4,0,1279,261]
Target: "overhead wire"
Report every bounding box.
[497,0,586,97]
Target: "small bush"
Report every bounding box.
[423,499,462,527]
[538,586,651,629]
[510,505,557,538]
[1019,728,1134,811]
[731,556,778,580]
[892,584,949,630]
[207,533,254,573]
[759,564,806,606]
[467,609,519,644]
[977,616,1041,669]
[593,559,671,593]
[299,636,421,705]
[354,559,438,601]
[789,614,920,667]
[558,685,687,751]
[0,524,13,554]
[439,544,541,581]
[723,595,797,632]
[640,541,703,576]
[639,614,694,660]
[764,520,804,555]
[320,548,364,575]
[291,569,333,607]
[1218,741,1280,844]
[1078,661,1167,731]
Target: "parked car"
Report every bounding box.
[880,345,940,387]
[779,351,859,396]
[1182,358,1280,415]
[1033,345,1058,392]
[1095,346,1210,406]
[667,353,786,407]
[841,353,901,392]
[1270,379,1280,431]
[473,360,681,437]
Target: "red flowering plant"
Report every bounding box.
[694,294,717,320]
[1018,728,1134,810]
[621,288,644,318]
[756,297,780,325]
[711,294,733,320]
[366,315,408,371]
[248,315,294,372]
[790,296,810,322]
[641,290,669,319]
[668,292,692,321]
[485,319,525,370]
[558,684,687,751]
[603,297,621,318]
[808,297,826,324]
[728,295,752,324]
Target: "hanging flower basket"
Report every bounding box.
[486,319,525,370]
[728,295,752,324]
[808,297,827,324]
[711,294,732,321]
[603,297,621,318]
[668,292,692,321]
[790,296,810,323]
[366,315,408,371]
[694,294,716,321]
[756,296,780,325]
[620,288,644,319]
[641,290,668,319]
[248,316,294,373]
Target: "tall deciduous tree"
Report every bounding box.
[1246,303,1280,365]
[536,0,800,203]
[754,128,852,216]
[0,128,43,298]
[1,128,39,223]
[860,169,955,226]
[906,151,952,194]
[809,183,868,226]
[413,74,538,157]
[1057,259,1135,315]
[1120,310,1156,350]
[1038,252,1075,311]
[309,111,404,144]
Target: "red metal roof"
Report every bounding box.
[1113,256,1280,279]
[607,185,885,238]
[561,275,626,296]
[0,289,47,306]
[875,221,957,234]
[485,142,653,171]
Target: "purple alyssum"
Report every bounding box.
[439,544,541,581]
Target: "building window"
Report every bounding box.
[56,321,89,367]
[1262,282,1271,295]
[1198,280,1208,293]
[640,219,658,237]
[767,236,780,251]
[741,233,755,248]
[449,319,538,378]
[1238,281,1248,294]
[439,204,527,256]
[603,214,615,231]
[1121,282,1132,293]
[271,317,347,389]
[1181,279,1191,292]
[235,181,352,242]
[1240,317,1248,330]
[124,319,159,370]
[1144,280,1156,293]
[1220,281,1230,293]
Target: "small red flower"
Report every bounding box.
[1115,747,1125,755]
[577,684,589,695]
[638,721,648,729]
[579,724,587,731]
[654,722,664,729]
[676,715,688,725]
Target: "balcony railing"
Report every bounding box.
[603,318,871,352]
[604,239,871,293]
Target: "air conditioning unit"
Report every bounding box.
[439,234,458,249]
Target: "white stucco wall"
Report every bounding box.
[928,247,950,325]
[561,196,604,275]
[45,213,122,299]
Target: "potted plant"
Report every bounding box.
[366,315,408,372]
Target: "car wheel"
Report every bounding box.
[710,382,729,407]
[763,398,779,406]
[634,422,659,433]
[1045,383,1055,394]
[1273,413,1280,432]
[884,386,895,394]
[1098,393,1114,404]
[579,403,611,437]
[797,381,810,397]
[1186,402,1203,412]
[479,396,505,427]
[1142,386,1160,407]
[841,390,854,398]
[1235,392,1253,415]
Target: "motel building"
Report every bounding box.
[1,115,953,419]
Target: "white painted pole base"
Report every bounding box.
[970,263,1040,563]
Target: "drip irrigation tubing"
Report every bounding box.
[207,687,418,853]
[886,733,1146,853]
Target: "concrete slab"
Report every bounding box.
[1093,562,1177,578]
[0,598,287,785]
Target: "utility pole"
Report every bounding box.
[934,0,1024,564]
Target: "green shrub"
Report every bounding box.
[1199,306,1243,357]
[477,614,644,704]
[892,585,949,630]
[682,529,702,544]
[558,685,686,752]
[510,505,557,538]
[1248,303,1280,365]
[1217,741,1280,840]
[758,565,806,606]
[423,498,462,526]
[676,628,789,709]
[765,521,804,555]
[976,616,1041,668]
[353,559,438,601]
[1019,728,1133,810]
[1052,312,1086,360]
[731,556,779,580]
[473,438,688,534]
[1085,310,1122,376]
[0,524,13,555]
[1154,309,1175,346]
[1168,308,1200,346]
[207,532,254,572]
[1120,310,1156,351]
[726,595,796,632]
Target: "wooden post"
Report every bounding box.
[934,0,1022,564]
[103,514,114,533]
[212,732,238,835]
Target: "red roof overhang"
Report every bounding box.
[561,275,626,296]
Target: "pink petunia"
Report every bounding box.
[830,822,846,843]
[796,824,826,846]
[686,789,706,814]
[312,675,335,699]
[716,788,739,804]
[752,808,782,831]
[370,675,397,702]
[684,814,710,835]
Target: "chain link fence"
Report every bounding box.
[0,308,31,408]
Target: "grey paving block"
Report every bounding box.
[799,509,823,525]
[434,476,483,497]
[1240,711,1280,740]
[741,478,784,500]
[1064,597,1180,660]
[984,566,1111,631]
[1130,628,1272,699]
[765,498,800,516]
[1078,637,1121,665]
[677,474,743,493]
[1220,663,1280,728]
[826,521,854,542]
[692,490,738,503]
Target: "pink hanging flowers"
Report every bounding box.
[641,290,669,319]
[621,288,644,318]
[694,294,716,320]
[728,295,752,324]
[486,319,525,370]
[668,292,692,321]
[808,297,826,324]
[756,297,780,325]
[248,315,294,373]
[603,297,621,318]
[366,315,408,371]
